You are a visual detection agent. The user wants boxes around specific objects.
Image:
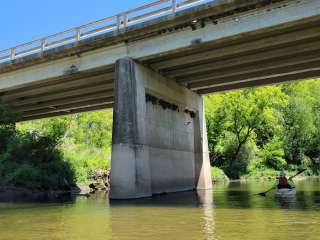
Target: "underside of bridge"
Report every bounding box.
[1,66,116,121]
[0,0,319,121]
[148,18,320,94]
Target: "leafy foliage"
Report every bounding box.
[63,144,111,183]
[0,103,75,189]
[2,79,319,186]
[211,167,229,182]
[283,96,314,164]
[261,138,286,170]
[18,110,113,183]
[205,81,320,179]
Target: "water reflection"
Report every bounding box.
[0,179,319,240]
[212,180,320,211]
[197,190,214,240]
[110,190,215,240]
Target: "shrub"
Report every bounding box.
[0,131,75,189]
[0,102,75,190]
[211,167,229,182]
[262,138,286,170]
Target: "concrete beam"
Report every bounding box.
[0,67,113,92]
[0,46,119,91]
[166,39,320,79]
[13,93,113,112]
[183,54,320,87]
[198,69,320,94]
[7,86,114,107]
[17,97,114,114]
[151,25,320,70]
[22,98,114,116]
[135,0,320,61]
[2,74,114,101]
[189,60,320,90]
[22,103,113,121]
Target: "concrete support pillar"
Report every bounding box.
[110,58,212,199]
[110,58,151,199]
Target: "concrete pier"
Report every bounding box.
[110,58,212,199]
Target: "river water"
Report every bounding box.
[0,179,319,240]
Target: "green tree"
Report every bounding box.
[282,81,317,165]
[261,137,286,170]
[205,86,287,178]
[18,110,113,182]
[0,103,75,189]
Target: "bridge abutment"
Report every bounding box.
[110,58,211,199]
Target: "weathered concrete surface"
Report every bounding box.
[2,0,320,90]
[110,58,211,199]
[110,58,151,199]
[0,0,286,73]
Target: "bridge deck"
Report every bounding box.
[0,0,319,120]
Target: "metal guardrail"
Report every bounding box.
[0,0,207,63]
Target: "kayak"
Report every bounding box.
[275,188,296,198]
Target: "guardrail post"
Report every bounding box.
[116,15,121,31]
[76,28,81,41]
[41,39,46,52]
[172,0,177,13]
[10,48,16,60]
[123,14,128,29]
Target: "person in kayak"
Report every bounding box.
[277,171,295,189]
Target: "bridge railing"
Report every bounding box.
[0,0,208,63]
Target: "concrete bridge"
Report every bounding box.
[0,0,319,199]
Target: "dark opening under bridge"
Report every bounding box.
[0,0,319,199]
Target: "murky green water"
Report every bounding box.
[0,179,319,240]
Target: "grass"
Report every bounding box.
[211,167,229,182]
[63,144,111,183]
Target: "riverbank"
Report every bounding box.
[0,187,76,202]
[211,166,320,182]
[1,166,318,202]
[0,184,103,202]
[0,168,110,202]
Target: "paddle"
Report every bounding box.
[256,169,307,197]
[288,168,307,181]
[256,186,275,197]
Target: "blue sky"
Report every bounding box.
[1,0,151,50]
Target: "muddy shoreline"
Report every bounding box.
[0,169,110,202]
[0,184,105,202]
